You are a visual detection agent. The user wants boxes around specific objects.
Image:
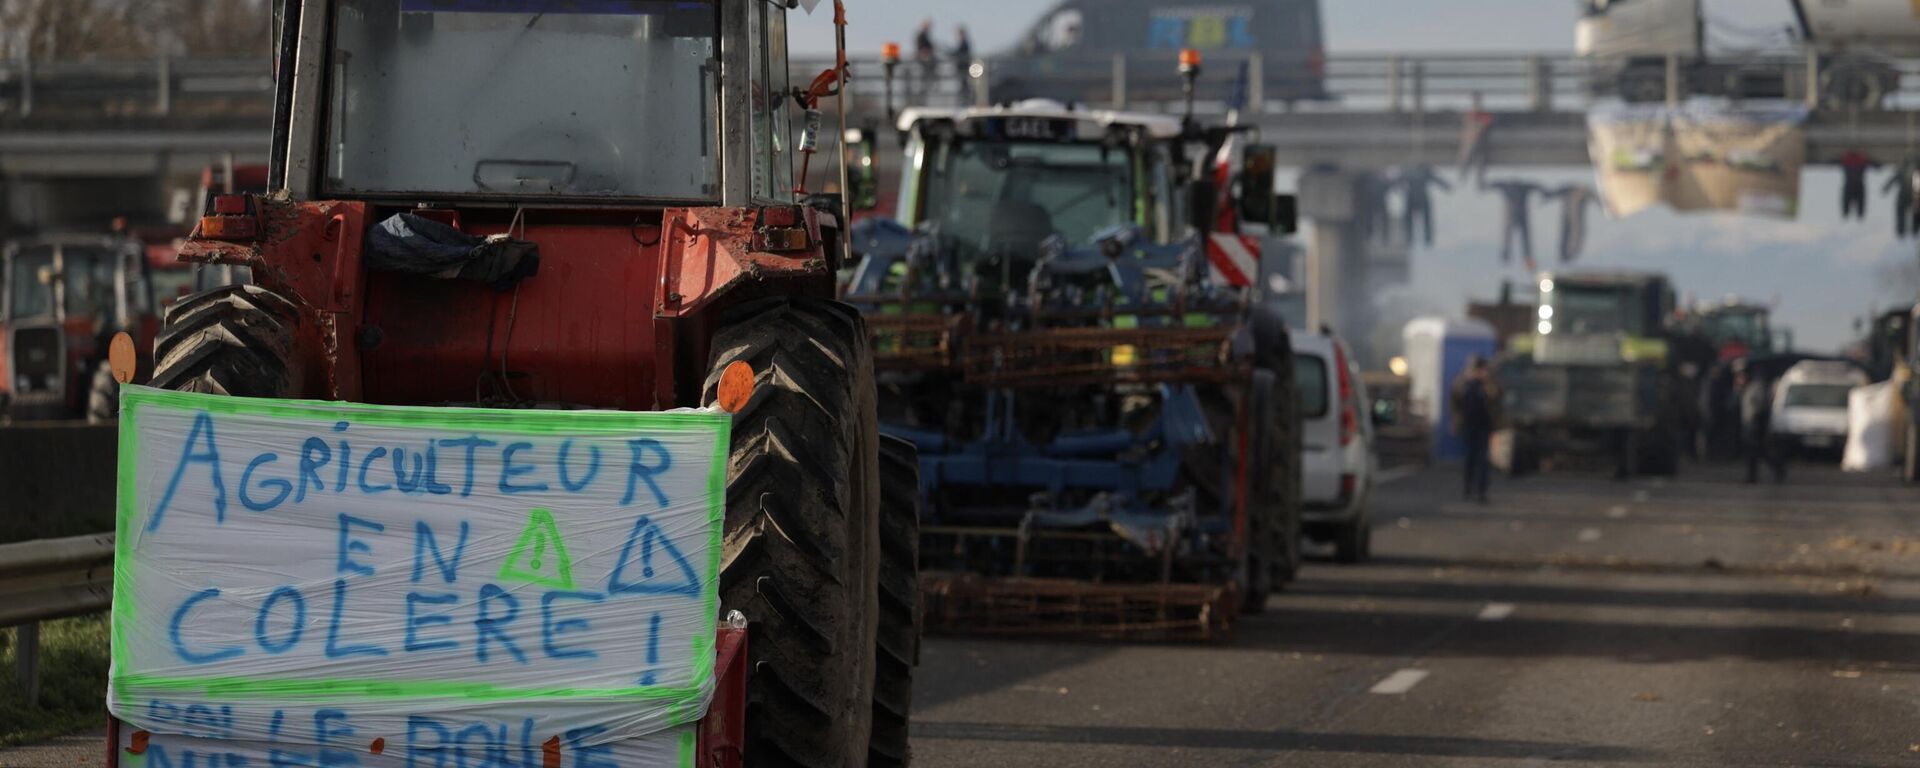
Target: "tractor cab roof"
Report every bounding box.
[897,100,1186,140]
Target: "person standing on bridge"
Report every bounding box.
[1451,357,1501,503]
[913,19,937,106]
[950,26,974,106]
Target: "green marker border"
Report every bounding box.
[110,385,729,708]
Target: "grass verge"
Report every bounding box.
[0,614,109,747]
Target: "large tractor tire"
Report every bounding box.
[1241,366,1301,614]
[703,297,882,768]
[86,360,119,423]
[149,285,302,398]
[1251,308,1304,593]
[871,435,920,767]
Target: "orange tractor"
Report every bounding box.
[109,1,916,766]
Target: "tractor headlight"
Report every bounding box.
[1539,278,1554,294]
[1538,305,1553,320]
[1538,320,1553,335]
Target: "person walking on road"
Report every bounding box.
[1737,362,1784,484]
[1452,357,1501,503]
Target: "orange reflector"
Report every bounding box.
[716,361,755,413]
[542,735,562,768]
[109,332,137,384]
[128,731,150,755]
[1179,48,1202,70]
[369,737,386,755]
[881,42,901,64]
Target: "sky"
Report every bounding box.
[792,2,1909,352]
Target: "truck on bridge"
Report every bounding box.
[981,0,1328,106]
[1579,0,1918,107]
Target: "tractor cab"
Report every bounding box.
[179,0,841,408]
[0,235,154,420]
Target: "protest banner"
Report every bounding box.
[108,386,728,765]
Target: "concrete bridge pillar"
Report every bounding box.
[1298,168,1369,348]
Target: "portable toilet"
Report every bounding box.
[1403,316,1498,461]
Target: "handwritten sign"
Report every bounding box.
[108,386,727,756]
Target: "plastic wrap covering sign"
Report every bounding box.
[107,386,727,766]
[1588,104,1808,219]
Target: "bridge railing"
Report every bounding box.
[0,55,272,120]
[796,50,1920,117]
[6,50,1920,124]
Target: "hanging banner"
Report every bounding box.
[1588,104,1808,219]
[108,386,728,764]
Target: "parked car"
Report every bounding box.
[1771,360,1868,458]
[1292,329,1375,563]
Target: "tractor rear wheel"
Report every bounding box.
[704,297,882,768]
[871,435,920,767]
[148,285,302,397]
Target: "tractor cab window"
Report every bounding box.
[6,246,54,319]
[326,0,718,201]
[921,139,1138,259]
[1548,285,1637,336]
[4,244,117,321]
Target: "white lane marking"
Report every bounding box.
[1578,527,1603,543]
[1376,464,1423,486]
[1370,668,1431,695]
[1606,505,1629,519]
[1477,602,1516,621]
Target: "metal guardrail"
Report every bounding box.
[1,533,114,705]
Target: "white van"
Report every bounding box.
[1290,329,1375,563]
[1771,360,1868,456]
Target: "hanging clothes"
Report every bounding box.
[1398,165,1452,247]
[1839,150,1875,220]
[1358,172,1395,244]
[1886,159,1918,237]
[1486,180,1541,271]
[1544,185,1600,264]
[1458,95,1496,187]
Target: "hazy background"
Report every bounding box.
[795,1,1906,352]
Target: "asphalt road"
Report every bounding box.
[909,462,1920,767]
[8,462,1915,767]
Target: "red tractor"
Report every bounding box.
[0,233,160,422]
[119,1,915,766]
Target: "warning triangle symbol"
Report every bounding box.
[607,516,703,598]
[497,508,576,590]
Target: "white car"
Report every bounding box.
[1291,329,1375,563]
[1771,360,1867,456]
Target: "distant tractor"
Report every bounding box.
[106,1,915,765]
[1502,271,1682,476]
[0,234,158,422]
